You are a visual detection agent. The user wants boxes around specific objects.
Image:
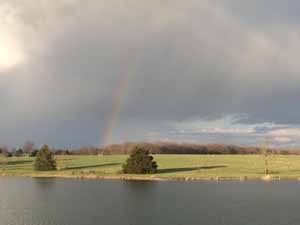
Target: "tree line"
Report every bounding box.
[1,141,300,156]
[101,142,300,155]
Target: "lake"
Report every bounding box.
[0,178,300,225]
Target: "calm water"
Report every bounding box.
[1,178,300,225]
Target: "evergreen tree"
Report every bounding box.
[123,146,158,174]
[34,145,57,171]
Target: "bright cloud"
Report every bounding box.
[268,128,300,137]
[0,4,26,70]
[0,34,25,70]
[168,116,300,147]
[271,136,292,143]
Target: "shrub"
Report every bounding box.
[34,145,57,171]
[122,147,158,174]
[3,151,12,157]
[14,148,24,157]
[30,150,39,157]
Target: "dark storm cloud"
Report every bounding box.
[1,0,300,147]
[222,0,300,27]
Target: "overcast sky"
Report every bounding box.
[1,0,300,148]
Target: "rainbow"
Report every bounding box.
[102,59,138,147]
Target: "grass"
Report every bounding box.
[1,154,300,180]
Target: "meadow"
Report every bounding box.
[1,154,300,180]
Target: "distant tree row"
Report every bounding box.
[1,141,300,157]
[0,141,103,157]
[0,141,37,157]
[101,142,300,155]
[54,146,102,155]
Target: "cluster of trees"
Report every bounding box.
[0,143,57,171]
[0,141,37,157]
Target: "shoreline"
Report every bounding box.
[1,173,300,182]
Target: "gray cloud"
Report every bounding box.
[1,0,300,147]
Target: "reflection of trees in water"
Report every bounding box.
[123,180,157,194]
[122,181,159,224]
[34,178,57,190]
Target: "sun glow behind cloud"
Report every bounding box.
[0,3,26,71]
[0,34,25,70]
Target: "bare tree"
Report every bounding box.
[0,145,8,171]
[23,141,35,154]
[261,137,272,175]
[0,145,8,153]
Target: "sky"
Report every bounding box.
[1,0,300,148]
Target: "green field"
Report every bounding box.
[1,155,300,180]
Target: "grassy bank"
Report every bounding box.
[1,155,300,180]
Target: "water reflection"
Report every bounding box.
[123,180,157,192]
[33,178,57,188]
[1,178,300,225]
